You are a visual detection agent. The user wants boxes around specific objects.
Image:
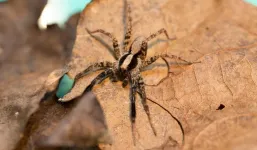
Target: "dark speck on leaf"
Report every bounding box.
[216,104,225,110]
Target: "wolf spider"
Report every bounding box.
[68,3,196,144]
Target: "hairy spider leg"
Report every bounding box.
[88,29,121,59]
[74,61,113,81]
[137,40,148,60]
[146,28,176,42]
[144,57,171,87]
[141,54,196,69]
[123,3,132,52]
[128,72,137,145]
[136,28,177,60]
[85,69,113,92]
[81,69,137,144]
[140,54,200,86]
[137,75,157,136]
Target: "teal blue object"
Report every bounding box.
[245,0,257,6]
[38,0,92,29]
[58,0,91,24]
[56,74,75,98]
[0,0,7,2]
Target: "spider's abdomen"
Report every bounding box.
[130,36,146,55]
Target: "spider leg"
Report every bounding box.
[74,61,113,81]
[87,29,121,59]
[137,29,176,60]
[84,69,113,92]
[146,57,172,87]
[141,54,200,86]
[137,75,157,136]
[128,72,137,145]
[141,54,199,69]
[146,28,176,42]
[123,3,132,52]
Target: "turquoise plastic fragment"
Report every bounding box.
[56,74,74,98]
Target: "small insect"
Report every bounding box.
[56,1,199,144]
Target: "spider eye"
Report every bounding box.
[56,74,74,98]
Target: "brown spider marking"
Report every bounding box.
[60,1,199,145]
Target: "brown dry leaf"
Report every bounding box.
[0,0,79,149]
[9,0,257,149]
[54,0,257,149]
[36,92,111,149]
[146,136,180,150]
[0,73,48,150]
[0,0,79,81]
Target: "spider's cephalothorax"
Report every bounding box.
[59,2,197,144]
[113,37,148,83]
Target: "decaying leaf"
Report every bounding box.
[0,0,79,149]
[47,0,257,149]
[36,92,111,149]
[42,64,72,92]
[2,0,257,149]
[0,73,48,150]
[0,0,80,81]
[193,114,257,150]
[146,136,180,150]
